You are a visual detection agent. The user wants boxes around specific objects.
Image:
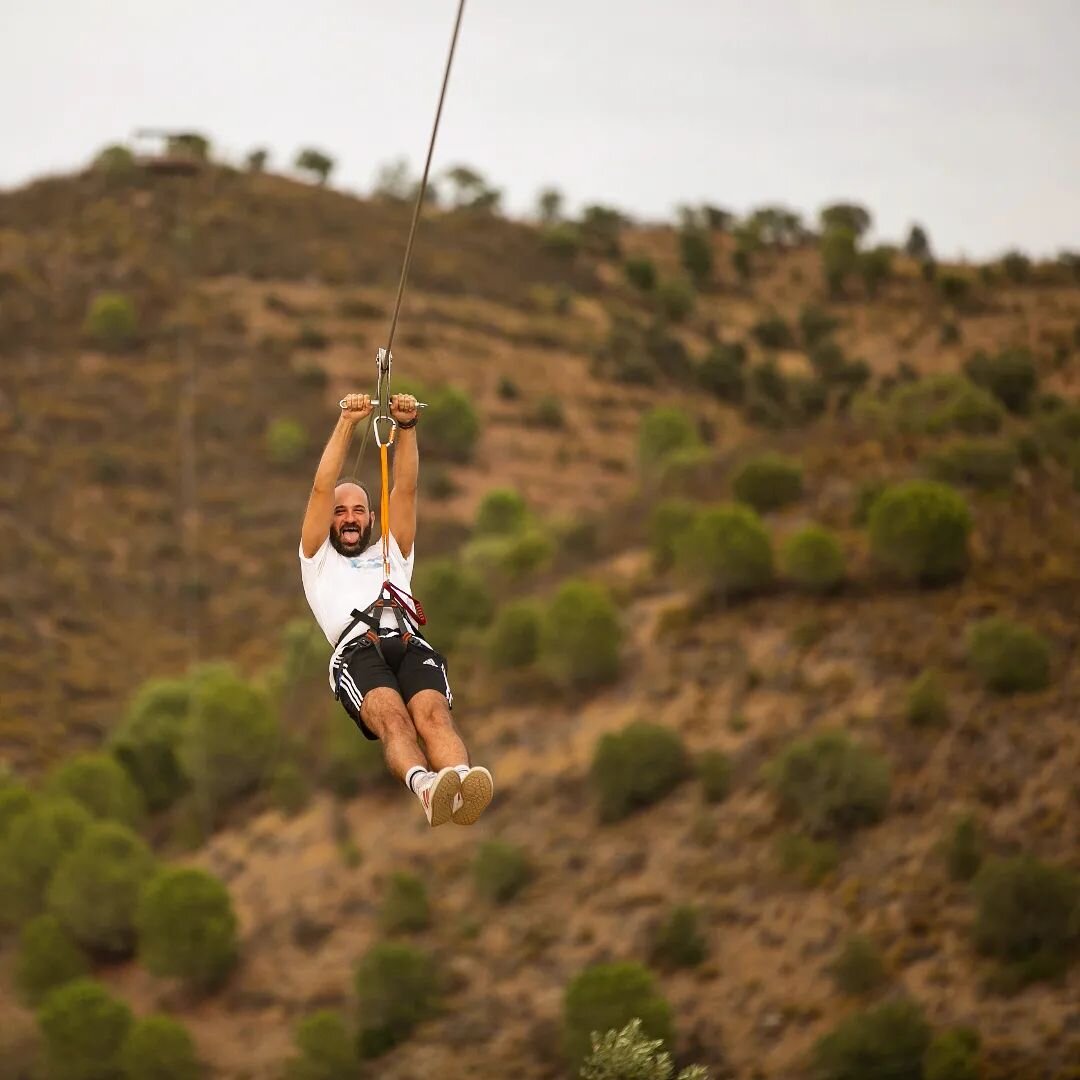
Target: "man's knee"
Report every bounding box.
[360,687,414,740]
[408,690,453,735]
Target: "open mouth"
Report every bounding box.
[340,526,362,544]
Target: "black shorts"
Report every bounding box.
[333,634,453,740]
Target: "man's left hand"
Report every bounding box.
[390,394,419,424]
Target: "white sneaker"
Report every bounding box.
[452,766,493,826]
[416,767,461,827]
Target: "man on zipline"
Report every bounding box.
[300,392,493,827]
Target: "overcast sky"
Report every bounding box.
[3,1,1077,259]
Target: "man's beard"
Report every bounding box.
[330,520,374,556]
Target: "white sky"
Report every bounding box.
[2,0,1078,259]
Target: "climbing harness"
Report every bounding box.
[336,0,467,666]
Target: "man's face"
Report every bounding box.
[330,484,375,556]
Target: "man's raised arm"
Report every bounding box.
[301,394,372,558]
[388,393,419,559]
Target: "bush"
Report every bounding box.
[532,395,566,429]
[0,796,92,927]
[679,228,713,287]
[0,782,34,836]
[637,408,702,474]
[906,669,949,727]
[37,978,133,1080]
[852,479,887,525]
[413,559,494,654]
[592,721,688,823]
[939,273,972,306]
[542,223,582,258]
[655,278,695,323]
[137,867,238,991]
[474,841,532,903]
[266,418,309,466]
[828,935,886,995]
[967,617,1050,694]
[563,963,674,1069]
[780,525,845,593]
[46,753,144,827]
[922,438,1017,491]
[698,342,747,402]
[15,915,89,1008]
[766,731,890,839]
[120,1015,201,1080]
[752,314,796,349]
[973,856,1079,985]
[650,905,706,969]
[964,348,1038,413]
[946,815,983,882]
[887,375,1004,436]
[109,677,191,813]
[93,144,136,177]
[540,580,622,690]
[821,226,859,297]
[487,600,542,671]
[858,246,894,296]
[800,304,840,348]
[732,454,803,512]
[624,257,657,292]
[285,1011,356,1080]
[379,872,430,933]
[47,821,157,956]
[696,749,731,803]
[475,488,529,536]
[648,499,697,571]
[868,481,972,587]
[673,503,773,598]
[581,1018,707,1080]
[812,999,931,1080]
[84,293,137,351]
[775,833,840,885]
[354,942,439,1058]
[923,1029,980,1080]
[423,385,480,463]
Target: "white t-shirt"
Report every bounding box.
[299,532,416,686]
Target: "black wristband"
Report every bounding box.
[397,416,419,430]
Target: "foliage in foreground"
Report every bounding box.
[580,1019,707,1080]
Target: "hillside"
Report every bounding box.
[2,164,1080,1079]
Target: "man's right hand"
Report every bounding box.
[340,393,373,424]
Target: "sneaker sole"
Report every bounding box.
[427,768,461,827]
[452,767,493,826]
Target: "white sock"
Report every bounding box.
[405,766,428,794]
[453,764,470,779]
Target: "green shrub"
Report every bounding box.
[673,503,774,598]
[766,731,890,839]
[752,314,795,349]
[906,669,949,727]
[800,304,840,348]
[47,821,157,956]
[973,856,1079,985]
[487,600,542,671]
[775,833,840,885]
[563,963,674,1069]
[868,481,972,587]
[497,375,519,400]
[412,559,493,653]
[0,782,34,836]
[698,342,747,402]
[887,375,1004,436]
[0,796,92,927]
[852,479,887,525]
[655,278,695,323]
[939,273,972,306]
[967,617,1050,694]
[423,385,480,463]
[84,293,137,351]
[656,446,715,495]
[922,438,1017,490]
[808,340,847,381]
[109,677,191,812]
[137,867,238,991]
[464,531,553,584]
[354,941,439,1058]
[732,453,803,512]
[532,395,566,429]
[581,1018,707,1080]
[320,709,388,798]
[780,525,845,593]
[821,226,859,297]
[946,815,983,882]
[964,348,1038,413]
[637,407,702,474]
[650,905,706,969]
[475,488,529,536]
[679,228,713,287]
[624,257,657,292]
[15,915,90,1008]
[540,580,622,690]
[285,1011,356,1080]
[266,418,308,467]
[542,223,582,259]
[923,1028,980,1080]
[812,999,931,1080]
[46,753,144,827]
[592,721,688,823]
[828,935,887,995]
[648,499,697,571]
[380,872,430,933]
[696,749,731,803]
[93,144,136,178]
[473,841,532,903]
[37,977,133,1080]
[858,246,894,296]
[119,1015,201,1080]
